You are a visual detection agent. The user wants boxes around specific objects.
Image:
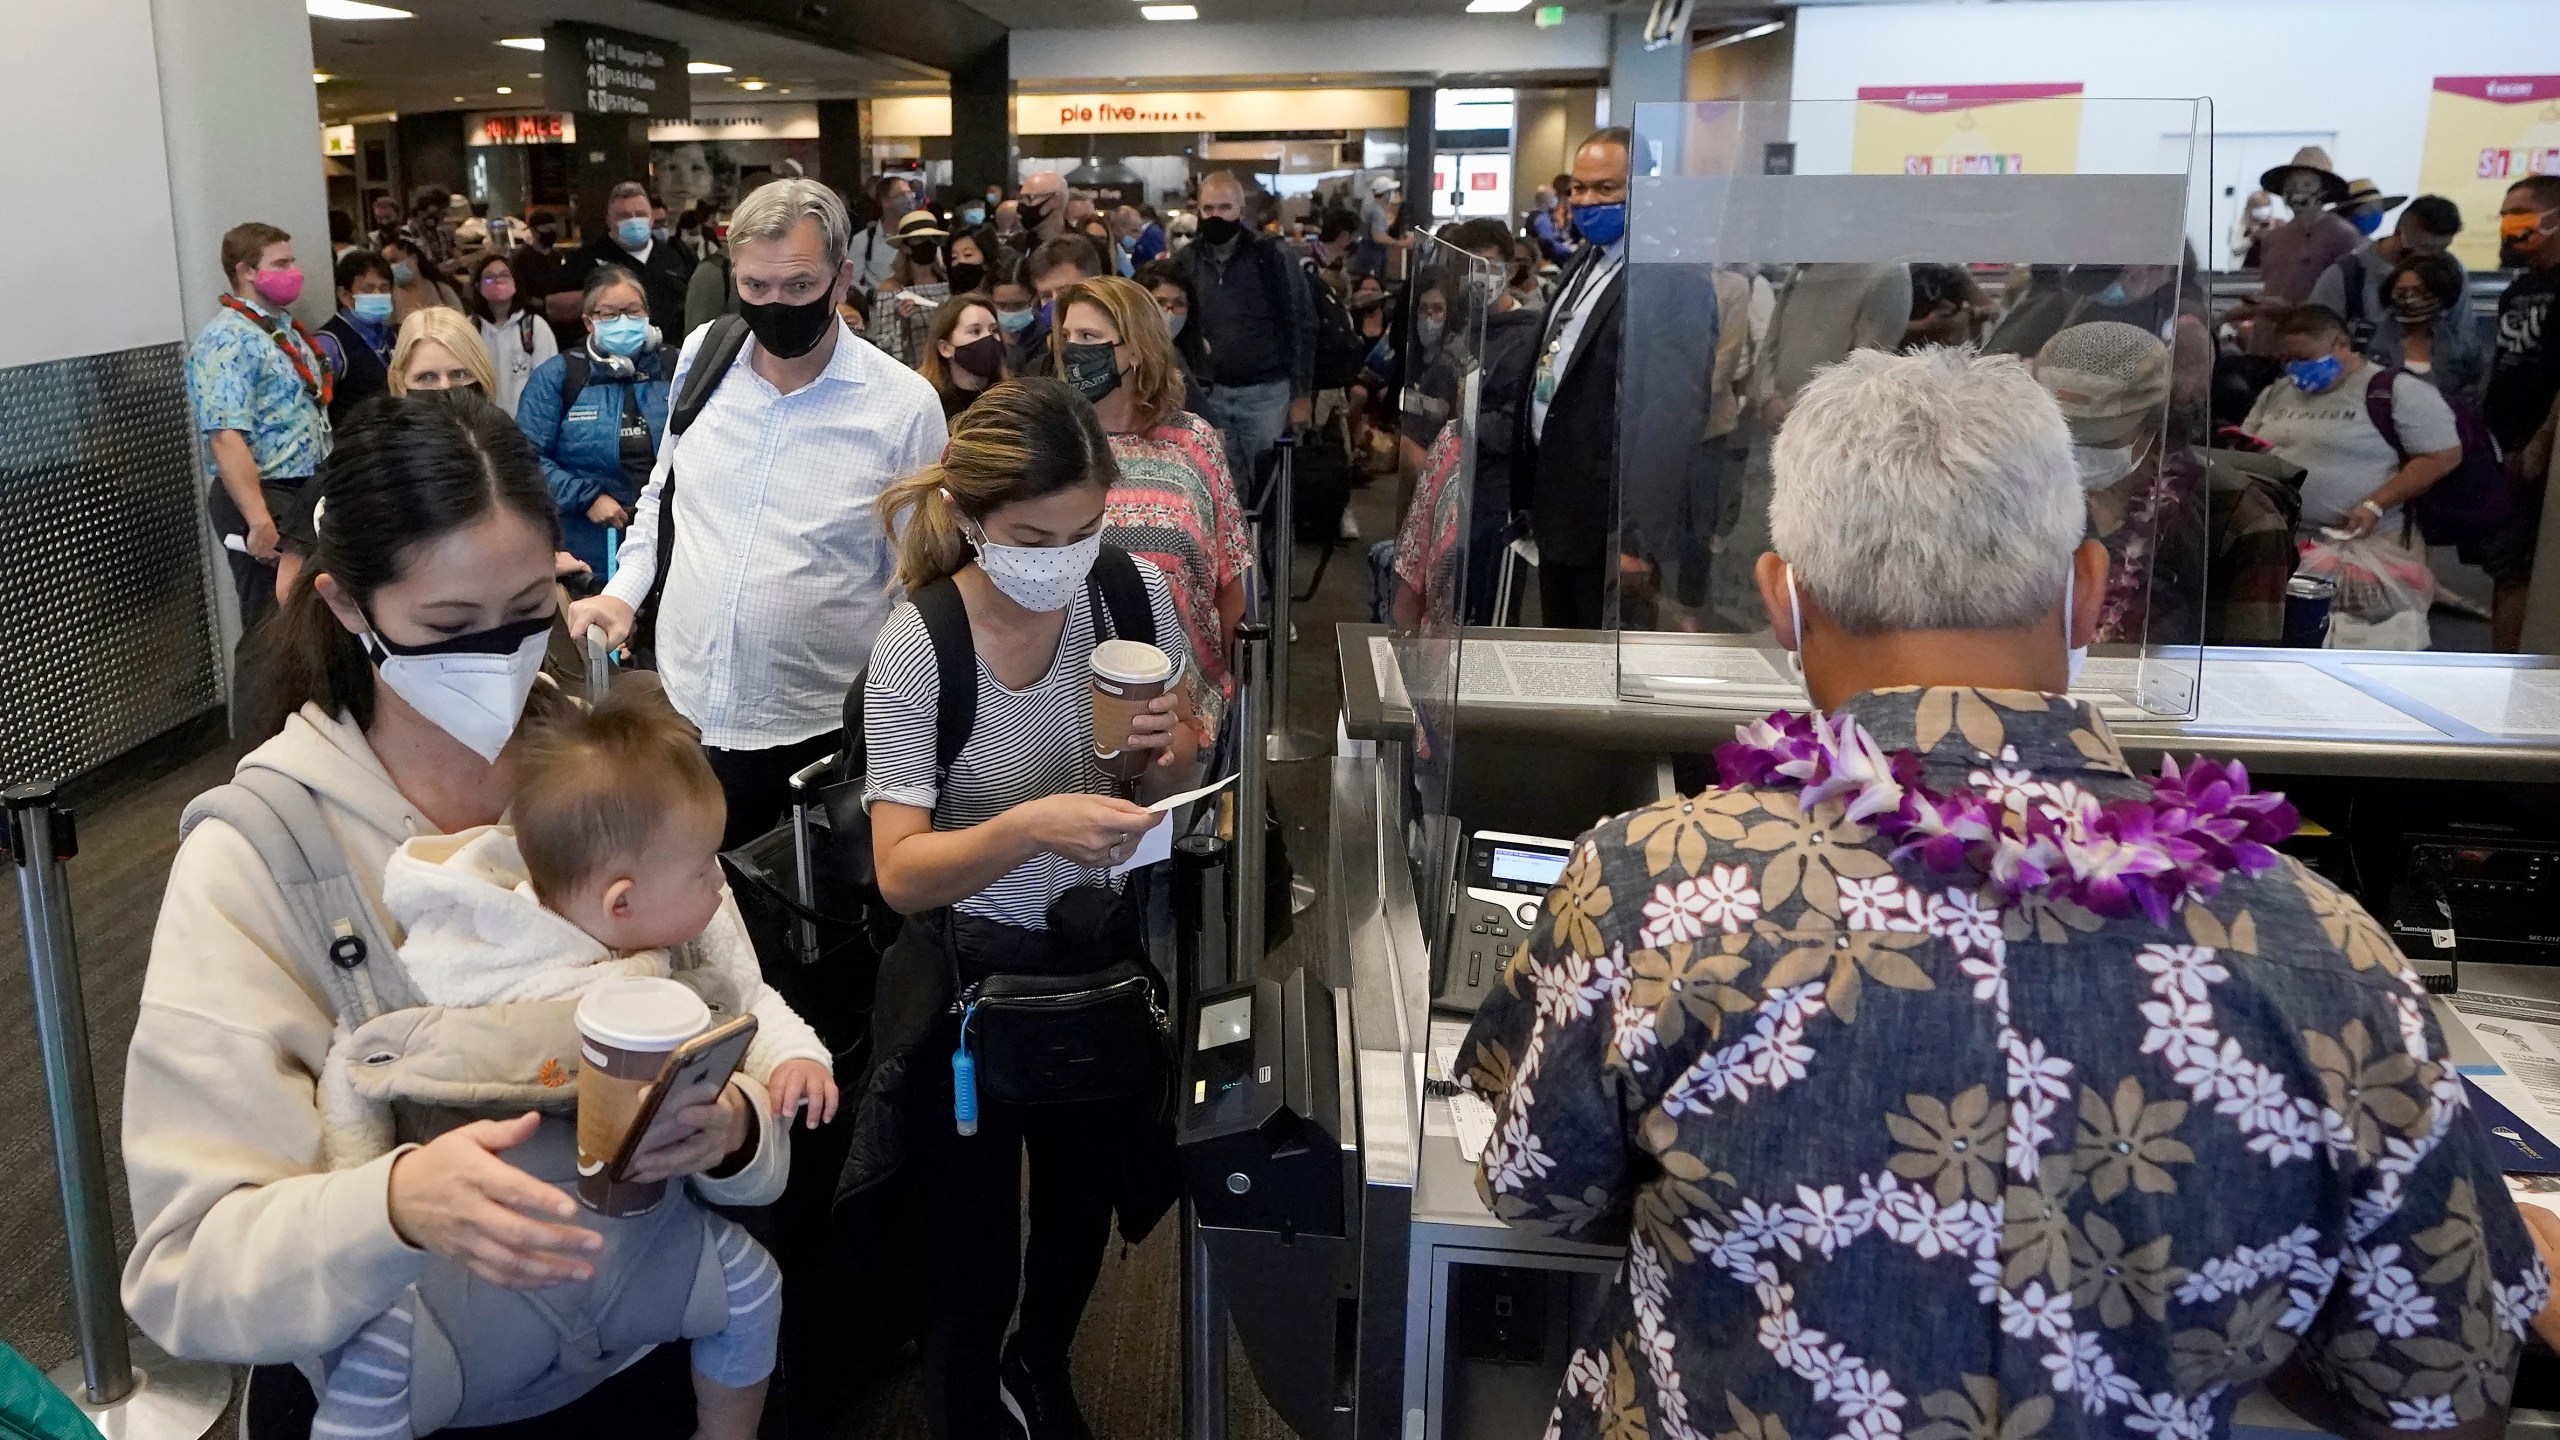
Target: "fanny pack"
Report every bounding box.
[947,887,1167,1112]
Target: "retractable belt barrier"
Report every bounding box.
[5,784,230,1437]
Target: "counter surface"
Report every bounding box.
[1342,625,2560,782]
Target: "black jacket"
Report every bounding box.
[1171,233,1315,395]
[1510,247,1718,569]
[562,233,692,342]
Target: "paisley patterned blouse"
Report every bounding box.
[1458,687,2544,1440]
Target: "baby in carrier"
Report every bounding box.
[313,677,838,1440]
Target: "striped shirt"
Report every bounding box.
[862,563,1185,929]
[603,318,948,751]
[1105,411,1248,731]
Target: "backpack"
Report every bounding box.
[2364,367,2510,548]
[627,317,754,667]
[809,546,1159,903]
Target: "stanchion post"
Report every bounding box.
[8,785,131,1405]
[1182,1204,1229,1440]
[1231,622,1270,970]
[1261,438,1328,764]
[7,784,231,1436]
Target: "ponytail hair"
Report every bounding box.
[244,394,564,743]
[878,376,1118,592]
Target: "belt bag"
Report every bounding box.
[966,958,1165,1108]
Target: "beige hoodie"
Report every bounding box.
[120,704,790,1369]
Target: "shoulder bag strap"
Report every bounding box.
[2366,367,2407,462]
[670,316,751,437]
[911,576,980,782]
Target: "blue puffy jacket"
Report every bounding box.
[515,345,671,575]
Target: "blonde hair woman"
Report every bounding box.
[1051,274,1247,732]
[388,305,498,397]
[850,376,1195,1440]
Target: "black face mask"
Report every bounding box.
[905,241,942,267]
[950,333,1006,380]
[738,288,840,359]
[1060,340,1123,403]
[1197,215,1243,247]
[532,225,559,246]
[1018,195,1054,229]
[949,262,987,295]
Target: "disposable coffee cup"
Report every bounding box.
[573,977,711,1216]
[1091,639,1177,780]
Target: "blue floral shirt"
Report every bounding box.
[185,302,330,482]
[1458,687,2545,1440]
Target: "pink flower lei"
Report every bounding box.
[1715,709,2298,927]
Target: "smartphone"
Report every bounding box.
[606,1013,759,1182]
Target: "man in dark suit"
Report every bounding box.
[1511,125,1717,630]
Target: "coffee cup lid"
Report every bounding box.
[1091,638,1173,684]
[575,977,710,1051]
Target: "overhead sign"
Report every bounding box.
[467,111,577,146]
[2418,75,2560,272]
[871,90,1409,138]
[649,104,820,142]
[322,124,355,157]
[1851,83,2084,175]
[541,21,689,118]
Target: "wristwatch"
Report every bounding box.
[2357,500,2386,520]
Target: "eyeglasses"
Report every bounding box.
[589,305,648,320]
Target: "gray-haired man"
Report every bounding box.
[1461,346,2546,1440]
[570,178,947,847]
[562,180,692,339]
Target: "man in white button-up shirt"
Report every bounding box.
[572,178,948,847]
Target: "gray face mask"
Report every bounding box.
[2282,180,2323,213]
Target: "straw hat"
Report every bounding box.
[2333,178,2408,216]
[2259,146,2349,207]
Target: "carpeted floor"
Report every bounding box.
[0,469,1391,1440]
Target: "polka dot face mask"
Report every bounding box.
[968,526,1101,613]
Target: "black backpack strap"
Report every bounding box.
[639,317,753,632]
[558,352,591,415]
[911,575,980,781]
[671,316,751,437]
[1089,544,1157,649]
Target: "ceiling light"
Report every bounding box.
[688,60,732,74]
[495,86,512,94]
[1465,0,1532,10]
[1141,4,1197,17]
[1694,18,1785,50]
[528,72,542,78]
[497,36,544,51]
[737,79,769,90]
[313,71,334,82]
[306,0,411,17]
[452,95,466,103]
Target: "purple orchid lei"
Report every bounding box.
[1715,709,2299,927]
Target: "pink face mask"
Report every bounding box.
[252,267,304,306]
[481,276,517,308]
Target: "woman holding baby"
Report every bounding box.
[122,396,827,1438]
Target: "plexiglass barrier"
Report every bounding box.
[1381,230,1500,937]
[1611,98,2214,721]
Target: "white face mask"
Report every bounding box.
[2072,442,2137,491]
[359,612,552,762]
[968,526,1102,614]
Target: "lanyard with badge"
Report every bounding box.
[1533,254,1612,407]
